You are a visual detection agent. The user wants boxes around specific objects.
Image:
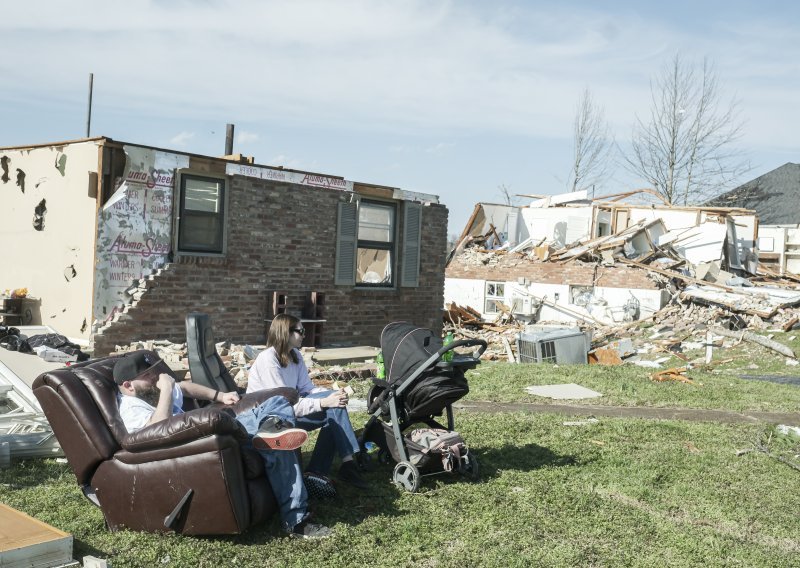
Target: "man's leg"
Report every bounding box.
[236,396,309,531]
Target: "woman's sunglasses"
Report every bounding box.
[291,327,306,337]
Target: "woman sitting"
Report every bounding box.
[247,313,367,492]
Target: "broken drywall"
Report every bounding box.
[32,199,46,231]
[92,146,188,328]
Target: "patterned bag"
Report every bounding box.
[408,428,467,472]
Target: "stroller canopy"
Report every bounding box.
[381,322,444,386]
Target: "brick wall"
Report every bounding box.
[445,253,659,289]
[93,178,448,354]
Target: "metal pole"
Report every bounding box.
[86,73,94,138]
[225,124,234,155]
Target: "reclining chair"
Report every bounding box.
[186,312,241,395]
[32,355,297,535]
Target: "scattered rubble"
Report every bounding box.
[109,340,375,390]
[444,196,800,368]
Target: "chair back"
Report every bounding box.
[33,356,126,485]
[186,312,238,393]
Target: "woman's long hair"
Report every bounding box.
[267,313,300,367]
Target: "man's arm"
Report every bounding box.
[179,379,240,405]
[147,373,177,426]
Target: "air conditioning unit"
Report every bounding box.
[511,296,535,315]
[516,328,590,364]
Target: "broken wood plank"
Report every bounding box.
[710,327,796,359]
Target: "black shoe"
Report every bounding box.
[304,472,337,499]
[253,416,308,451]
[337,460,368,489]
[289,520,332,539]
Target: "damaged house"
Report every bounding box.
[445,190,763,328]
[1,137,447,355]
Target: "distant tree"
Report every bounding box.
[624,53,749,205]
[568,87,614,194]
[497,183,516,205]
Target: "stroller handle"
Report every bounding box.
[438,338,488,358]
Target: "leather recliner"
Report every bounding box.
[186,312,240,394]
[32,355,298,535]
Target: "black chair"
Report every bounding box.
[186,312,241,395]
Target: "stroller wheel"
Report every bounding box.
[392,461,421,493]
[460,454,480,480]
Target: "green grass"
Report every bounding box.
[2,413,799,567]
[460,356,800,413]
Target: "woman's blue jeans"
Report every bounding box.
[235,395,308,531]
[295,390,361,476]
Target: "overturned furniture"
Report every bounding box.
[32,356,297,535]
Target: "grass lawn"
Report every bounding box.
[1,410,798,567]
[458,332,800,412]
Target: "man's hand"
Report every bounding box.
[219,391,240,405]
[320,389,348,409]
[156,373,175,393]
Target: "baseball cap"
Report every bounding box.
[113,350,171,385]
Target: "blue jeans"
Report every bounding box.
[235,395,308,532]
[296,390,361,476]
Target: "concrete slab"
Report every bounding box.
[307,346,379,367]
[524,383,603,400]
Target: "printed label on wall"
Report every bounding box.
[92,146,189,327]
[226,163,354,192]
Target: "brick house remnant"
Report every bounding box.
[1,137,447,353]
[445,190,761,327]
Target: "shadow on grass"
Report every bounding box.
[474,443,579,479]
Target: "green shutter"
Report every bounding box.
[335,201,357,286]
[401,202,422,287]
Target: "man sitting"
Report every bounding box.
[114,349,331,539]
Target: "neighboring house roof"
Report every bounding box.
[705,163,800,225]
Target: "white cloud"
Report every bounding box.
[169,131,195,146]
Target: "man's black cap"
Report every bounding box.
[113,350,164,385]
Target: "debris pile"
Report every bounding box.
[445,199,800,367]
[109,340,373,389]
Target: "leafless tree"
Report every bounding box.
[497,183,515,205]
[625,54,749,205]
[568,87,614,194]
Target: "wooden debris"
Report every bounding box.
[710,327,796,359]
[651,367,694,384]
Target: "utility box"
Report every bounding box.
[517,328,590,364]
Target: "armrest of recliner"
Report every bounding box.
[121,406,248,452]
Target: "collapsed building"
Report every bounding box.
[444,189,800,362]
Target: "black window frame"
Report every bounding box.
[177,173,226,255]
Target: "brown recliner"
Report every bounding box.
[32,355,298,535]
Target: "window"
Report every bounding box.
[178,174,226,254]
[356,201,395,286]
[569,285,593,306]
[485,281,505,313]
[335,199,422,287]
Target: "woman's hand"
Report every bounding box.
[319,389,348,409]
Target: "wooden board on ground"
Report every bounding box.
[0,503,73,568]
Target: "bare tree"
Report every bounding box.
[497,183,515,205]
[625,54,749,205]
[568,87,614,194]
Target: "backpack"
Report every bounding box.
[408,428,467,472]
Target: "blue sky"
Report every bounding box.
[2,1,798,235]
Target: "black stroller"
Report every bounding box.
[358,322,487,492]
